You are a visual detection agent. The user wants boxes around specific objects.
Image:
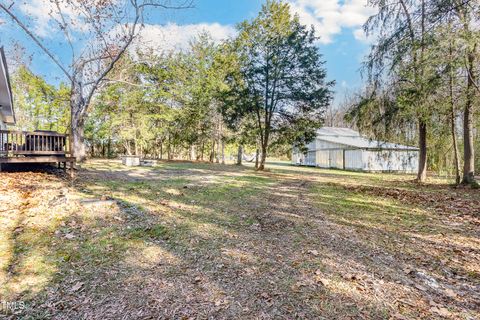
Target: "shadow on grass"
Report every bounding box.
[1,160,478,319]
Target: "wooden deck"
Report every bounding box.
[0,130,75,176]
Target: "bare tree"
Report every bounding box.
[0,0,192,161]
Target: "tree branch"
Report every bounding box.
[0,3,73,82]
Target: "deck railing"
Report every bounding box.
[0,130,70,156]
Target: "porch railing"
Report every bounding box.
[0,130,70,156]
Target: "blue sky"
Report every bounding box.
[0,0,376,108]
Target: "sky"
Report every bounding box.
[0,0,377,108]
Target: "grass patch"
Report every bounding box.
[1,160,478,319]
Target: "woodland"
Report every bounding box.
[3,0,480,183]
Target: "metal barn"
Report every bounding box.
[292,127,419,173]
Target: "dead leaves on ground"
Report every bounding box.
[344,184,480,219]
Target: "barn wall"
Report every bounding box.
[345,150,363,170]
[362,150,419,172]
[305,151,316,166]
[293,138,418,173]
[329,150,343,169]
[316,139,344,149]
[316,151,329,168]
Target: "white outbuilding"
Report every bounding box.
[292,127,419,173]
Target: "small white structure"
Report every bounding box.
[292,127,419,173]
[122,155,141,167]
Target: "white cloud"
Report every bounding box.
[18,0,53,37]
[18,0,95,37]
[136,23,237,52]
[288,0,377,44]
[353,28,367,41]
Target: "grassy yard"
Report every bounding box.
[0,160,479,319]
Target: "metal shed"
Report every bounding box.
[292,127,419,173]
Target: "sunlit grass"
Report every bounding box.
[1,160,477,319]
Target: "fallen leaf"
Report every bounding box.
[70,282,83,292]
[430,306,451,317]
[260,292,270,299]
[444,288,457,298]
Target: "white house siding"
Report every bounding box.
[345,150,363,170]
[363,150,419,172]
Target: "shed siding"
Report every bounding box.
[305,151,316,166]
[292,129,419,173]
[345,150,363,170]
[329,150,343,169]
[316,139,344,150]
[363,150,418,172]
[316,151,329,168]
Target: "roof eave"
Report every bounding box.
[0,46,15,125]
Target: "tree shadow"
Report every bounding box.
[1,161,478,319]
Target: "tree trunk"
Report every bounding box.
[255,149,263,170]
[134,138,138,156]
[210,140,215,163]
[257,127,270,171]
[167,138,172,160]
[221,140,225,165]
[449,63,461,184]
[71,110,86,162]
[70,85,87,162]
[258,146,267,170]
[462,49,476,185]
[215,138,220,163]
[190,145,196,161]
[107,138,111,158]
[417,120,427,182]
[237,145,243,165]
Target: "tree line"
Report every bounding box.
[7,1,333,171]
[4,0,479,182]
[346,0,480,185]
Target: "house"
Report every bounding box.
[292,127,419,173]
[0,46,74,174]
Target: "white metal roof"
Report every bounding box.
[0,46,15,124]
[317,127,360,137]
[317,127,419,151]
